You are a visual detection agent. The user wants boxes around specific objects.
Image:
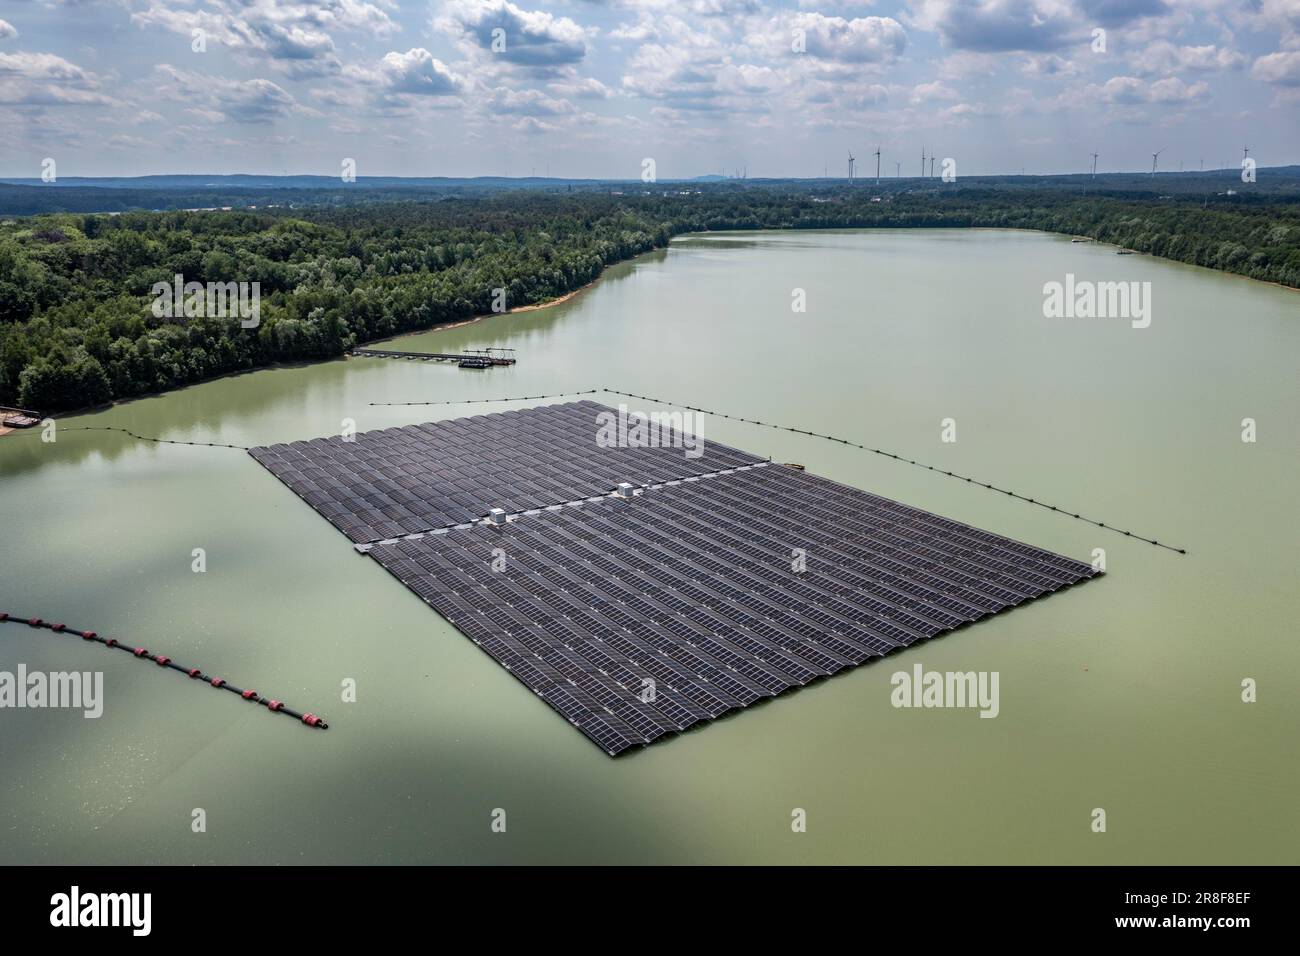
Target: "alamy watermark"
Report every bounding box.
[1042,273,1151,329]
[50,886,150,936]
[890,663,999,718]
[150,274,260,328]
[1,666,103,718]
[595,403,704,459]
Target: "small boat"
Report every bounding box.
[458,358,493,369]
[1116,249,1135,255]
[1071,237,1087,243]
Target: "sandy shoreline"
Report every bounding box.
[389,280,597,338]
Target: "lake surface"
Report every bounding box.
[1,229,1296,864]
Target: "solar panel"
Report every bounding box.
[361,466,1096,753]
[250,400,761,543]
[250,401,1099,755]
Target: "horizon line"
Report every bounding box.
[1,166,1293,185]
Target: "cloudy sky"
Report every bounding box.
[0,0,1297,179]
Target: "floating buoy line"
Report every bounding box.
[1,613,328,729]
[597,387,1187,556]
[369,388,601,407]
[6,392,605,448]
[14,385,1186,555]
[4,424,253,450]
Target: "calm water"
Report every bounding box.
[1,230,1296,864]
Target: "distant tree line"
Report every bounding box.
[657,185,1300,287]
[1,185,1296,411]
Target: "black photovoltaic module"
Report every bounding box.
[249,400,761,543]
[250,401,1099,755]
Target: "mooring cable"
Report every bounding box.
[598,387,1188,556]
[3,392,603,452]
[368,388,602,407]
[4,425,251,450]
[1,612,328,729]
[12,386,1185,554]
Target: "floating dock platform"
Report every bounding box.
[249,401,1098,755]
[350,348,516,366]
[1,404,41,429]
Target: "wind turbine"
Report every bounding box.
[1151,149,1164,176]
[920,146,925,178]
[874,145,881,185]
[1090,152,1099,178]
[847,149,855,183]
[895,161,901,178]
[929,155,935,178]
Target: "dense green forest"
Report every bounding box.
[1,183,1297,411]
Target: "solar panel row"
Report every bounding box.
[367,463,1098,755]
[249,400,761,543]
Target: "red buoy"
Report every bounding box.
[3,610,328,732]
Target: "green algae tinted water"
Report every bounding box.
[1,229,1296,864]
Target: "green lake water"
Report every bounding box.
[1,229,1296,864]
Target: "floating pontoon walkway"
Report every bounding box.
[349,348,516,366]
[248,400,1098,755]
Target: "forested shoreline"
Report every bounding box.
[2,185,1297,412]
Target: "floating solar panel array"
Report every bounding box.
[251,400,1099,755]
[249,400,761,544]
